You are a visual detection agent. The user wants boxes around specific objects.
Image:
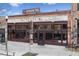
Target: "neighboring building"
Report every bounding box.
[68,3,79,47]
[0,17,6,43]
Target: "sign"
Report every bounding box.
[8,15,68,23]
[23,8,40,14]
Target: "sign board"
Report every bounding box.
[8,15,68,23]
[23,8,40,14]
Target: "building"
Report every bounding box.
[0,17,7,43]
[1,3,79,47]
[7,9,70,46]
[68,3,79,47]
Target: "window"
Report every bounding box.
[8,25,12,29]
[46,33,52,40]
[51,24,54,29]
[39,24,49,29]
[78,34,79,37]
[16,25,22,29]
[26,25,29,29]
[34,33,38,39]
[12,30,15,34]
[39,33,43,40]
[54,25,61,30]
[0,31,5,42]
[34,25,39,29]
[39,25,46,29]
[43,25,48,29]
[15,30,26,39]
[54,33,61,40]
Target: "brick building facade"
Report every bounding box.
[68,3,79,47]
[7,10,70,46]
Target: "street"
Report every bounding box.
[0,41,79,56]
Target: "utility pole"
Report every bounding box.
[5,16,8,56]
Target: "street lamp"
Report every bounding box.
[5,16,8,56]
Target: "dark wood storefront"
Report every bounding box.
[8,21,67,46]
[33,30,67,46]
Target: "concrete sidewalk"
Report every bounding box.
[0,41,79,56]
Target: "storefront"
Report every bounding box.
[7,8,69,46]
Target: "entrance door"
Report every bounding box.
[54,33,61,45]
[54,33,67,45]
[61,34,67,46]
[38,32,45,45]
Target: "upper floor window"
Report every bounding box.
[34,24,39,29]
[26,25,29,29]
[33,33,38,39]
[39,25,48,29]
[53,24,61,30]
[51,24,54,29]
[39,33,43,40]
[54,33,61,40]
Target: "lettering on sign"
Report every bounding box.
[8,15,68,23]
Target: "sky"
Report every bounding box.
[0,3,71,16]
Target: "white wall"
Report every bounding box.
[8,15,68,23]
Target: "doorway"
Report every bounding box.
[54,33,67,45]
[38,32,45,45]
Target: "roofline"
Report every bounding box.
[9,10,71,17]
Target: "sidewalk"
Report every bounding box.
[0,41,79,56]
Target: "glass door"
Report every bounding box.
[38,32,45,45]
[39,33,43,40]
